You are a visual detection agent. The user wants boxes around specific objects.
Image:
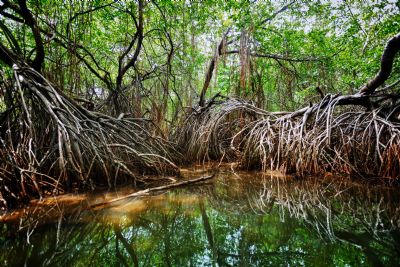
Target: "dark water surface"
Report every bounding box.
[0,167,399,266]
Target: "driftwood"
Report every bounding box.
[90,174,215,208]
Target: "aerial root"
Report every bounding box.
[173,95,268,162]
[175,93,400,179]
[0,65,181,207]
[236,94,400,179]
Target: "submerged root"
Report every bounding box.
[0,65,180,207]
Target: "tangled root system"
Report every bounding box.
[173,95,267,162]
[236,95,400,179]
[0,65,180,207]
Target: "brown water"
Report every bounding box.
[0,167,399,266]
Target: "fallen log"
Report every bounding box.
[90,174,215,208]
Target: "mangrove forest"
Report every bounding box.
[0,0,400,266]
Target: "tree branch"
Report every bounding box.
[0,41,18,67]
[0,20,22,54]
[0,10,24,23]
[66,2,114,39]
[17,0,45,72]
[225,50,321,62]
[116,0,144,90]
[259,0,296,26]
[199,28,230,107]
[360,33,400,94]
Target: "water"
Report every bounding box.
[0,167,399,266]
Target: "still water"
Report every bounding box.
[0,167,399,266]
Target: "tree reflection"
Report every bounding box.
[0,171,399,266]
[247,175,400,266]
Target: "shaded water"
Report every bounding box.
[0,167,399,266]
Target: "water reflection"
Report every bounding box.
[0,169,399,266]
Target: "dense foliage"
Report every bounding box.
[1,0,399,121]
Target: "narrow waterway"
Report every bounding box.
[0,167,399,266]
